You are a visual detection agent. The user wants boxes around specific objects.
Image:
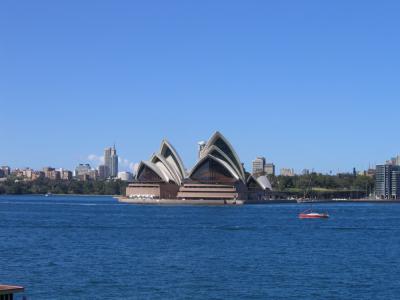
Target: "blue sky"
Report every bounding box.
[1,0,399,173]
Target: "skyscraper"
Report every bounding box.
[252,157,275,176]
[391,170,400,199]
[252,157,266,175]
[104,145,118,178]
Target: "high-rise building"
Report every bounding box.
[252,157,275,176]
[375,165,391,198]
[375,164,400,199]
[75,164,91,177]
[104,145,118,178]
[98,165,109,180]
[264,163,276,176]
[252,157,266,175]
[104,148,111,177]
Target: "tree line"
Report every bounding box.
[267,173,375,199]
[0,177,127,195]
[0,173,375,199]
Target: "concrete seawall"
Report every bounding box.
[116,197,400,206]
[116,197,244,206]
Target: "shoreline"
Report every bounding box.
[1,194,400,205]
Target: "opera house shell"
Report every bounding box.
[126,132,272,203]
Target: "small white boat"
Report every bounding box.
[299,209,329,219]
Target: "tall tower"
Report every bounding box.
[104,145,118,178]
[110,145,118,178]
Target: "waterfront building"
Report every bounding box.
[375,165,391,198]
[1,166,11,177]
[104,146,118,178]
[375,164,400,199]
[126,132,272,203]
[0,169,4,178]
[280,168,295,177]
[391,170,400,199]
[118,171,133,181]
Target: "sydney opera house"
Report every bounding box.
[126,132,273,204]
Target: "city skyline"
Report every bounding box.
[0,132,399,175]
[1,141,398,177]
[1,1,400,172]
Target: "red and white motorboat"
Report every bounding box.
[299,209,329,219]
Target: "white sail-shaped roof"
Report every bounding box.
[247,174,272,191]
[136,161,169,182]
[202,131,246,180]
[159,140,186,180]
[151,153,182,184]
[202,144,246,183]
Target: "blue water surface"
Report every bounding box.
[1,195,400,299]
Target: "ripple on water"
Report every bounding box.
[0,195,400,299]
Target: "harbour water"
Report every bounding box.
[1,195,400,299]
